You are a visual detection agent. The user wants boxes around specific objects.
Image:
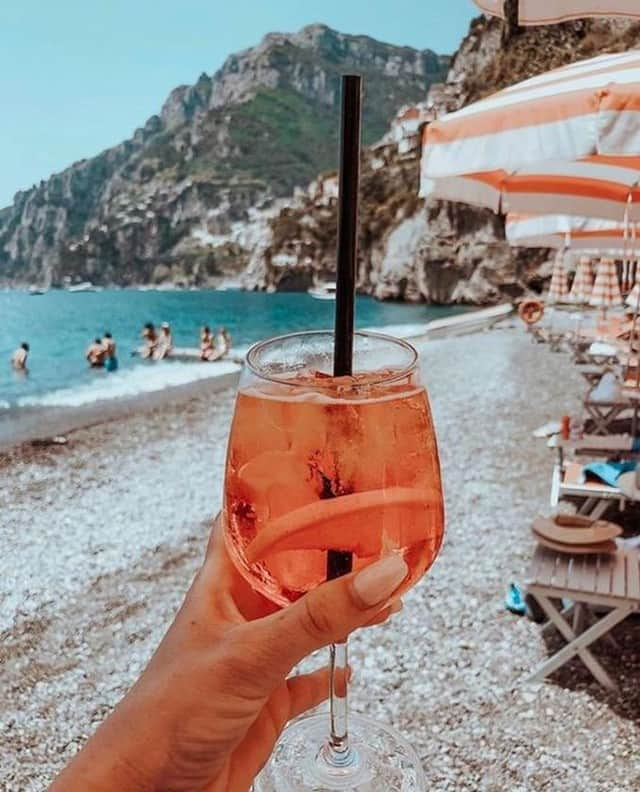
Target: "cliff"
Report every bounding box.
[241,14,640,303]
[0,25,448,288]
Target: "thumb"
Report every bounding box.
[246,554,408,682]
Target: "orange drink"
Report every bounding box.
[223,333,444,607]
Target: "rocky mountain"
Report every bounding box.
[242,14,640,303]
[0,25,449,288]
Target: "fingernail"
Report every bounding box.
[353,556,408,607]
[389,599,403,615]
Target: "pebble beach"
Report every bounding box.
[2,322,640,791]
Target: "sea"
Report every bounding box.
[0,289,468,412]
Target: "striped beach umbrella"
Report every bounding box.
[505,213,624,242]
[421,51,640,184]
[569,256,594,304]
[472,0,640,25]
[422,155,640,219]
[625,283,640,310]
[548,253,570,303]
[590,258,623,310]
[506,216,640,255]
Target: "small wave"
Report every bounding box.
[362,323,428,339]
[16,360,241,409]
[0,399,10,410]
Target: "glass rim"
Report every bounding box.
[245,329,419,389]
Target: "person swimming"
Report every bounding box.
[141,322,158,359]
[11,342,29,370]
[102,332,118,372]
[86,338,106,368]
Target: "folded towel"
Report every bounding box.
[582,460,638,488]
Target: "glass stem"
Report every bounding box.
[325,639,355,766]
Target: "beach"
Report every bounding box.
[2,322,640,791]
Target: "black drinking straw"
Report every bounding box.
[327,74,362,581]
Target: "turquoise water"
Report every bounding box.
[0,289,467,408]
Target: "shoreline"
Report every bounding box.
[0,370,241,453]
[0,305,512,453]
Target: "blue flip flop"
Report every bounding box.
[505,583,527,616]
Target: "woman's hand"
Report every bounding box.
[52,516,407,792]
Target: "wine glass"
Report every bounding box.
[223,330,444,790]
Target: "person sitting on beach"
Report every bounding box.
[86,338,106,368]
[102,332,118,372]
[52,514,404,792]
[11,342,29,370]
[154,321,173,360]
[141,322,158,359]
[200,325,215,361]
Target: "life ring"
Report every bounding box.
[518,299,544,325]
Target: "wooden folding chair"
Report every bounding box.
[548,433,639,459]
[583,398,634,436]
[551,461,629,519]
[575,364,614,386]
[525,546,640,690]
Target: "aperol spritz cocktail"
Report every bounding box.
[222,330,444,791]
[223,330,444,607]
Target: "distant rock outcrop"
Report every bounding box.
[238,14,640,304]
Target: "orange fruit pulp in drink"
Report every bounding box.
[223,369,444,607]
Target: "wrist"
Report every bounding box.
[51,689,161,792]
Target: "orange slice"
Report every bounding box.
[245,486,439,563]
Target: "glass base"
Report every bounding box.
[254,712,426,791]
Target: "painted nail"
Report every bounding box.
[353,555,408,607]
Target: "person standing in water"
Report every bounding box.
[11,342,29,370]
[155,322,173,360]
[86,338,106,368]
[200,325,215,361]
[102,332,118,372]
[217,326,231,357]
[141,323,158,359]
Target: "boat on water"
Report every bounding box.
[28,286,47,295]
[67,281,96,293]
[307,282,337,300]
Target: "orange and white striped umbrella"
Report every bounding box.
[422,156,640,218]
[505,213,625,241]
[626,282,640,309]
[421,51,640,183]
[548,253,570,303]
[589,258,623,308]
[506,217,640,254]
[569,256,594,303]
[472,1,640,25]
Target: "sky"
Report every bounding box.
[0,1,477,208]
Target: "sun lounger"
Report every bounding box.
[525,545,640,689]
[575,364,614,386]
[548,433,640,459]
[568,337,593,365]
[583,398,636,436]
[551,461,630,519]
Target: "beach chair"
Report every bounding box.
[586,341,620,367]
[583,399,634,435]
[548,433,640,460]
[575,363,613,386]
[525,545,640,689]
[569,337,593,365]
[551,461,630,519]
